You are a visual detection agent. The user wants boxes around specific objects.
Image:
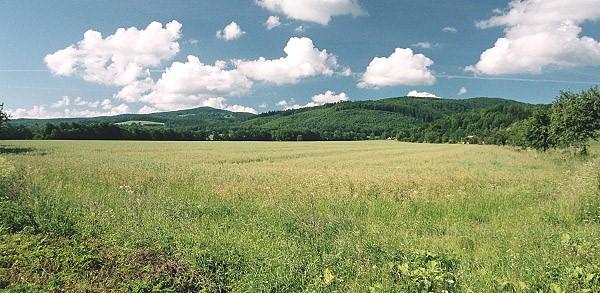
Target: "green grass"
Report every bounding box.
[1,141,599,291]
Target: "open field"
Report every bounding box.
[1,140,599,291]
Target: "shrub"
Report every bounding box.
[550,88,600,154]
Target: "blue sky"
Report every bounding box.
[2,0,600,118]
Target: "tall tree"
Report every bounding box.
[0,103,9,127]
[523,108,552,151]
[550,87,600,154]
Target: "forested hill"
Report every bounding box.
[11,107,255,128]
[234,96,541,141]
[5,96,542,142]
[245,96,532,130]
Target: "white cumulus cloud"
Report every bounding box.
[278,90,349,110]
[9,97,129,119]
[135,55,253,111]
[276,99,318,110]
[138,105,158,114]
[265,16,281,30]
[358,48,436,88]
[41,20,260,118]
[235,37,342,85]
[256,0,365,25]
[311,90,349,104]
[114,77,155,103]
[9,106,54,119]
[458,87,468,96]
[406,90,439,98]
[466,0,600,75]
[225,104,258,114]
[44,20,181,86]
[216,21,246,41]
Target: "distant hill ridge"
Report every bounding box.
[244,96,533,131]
[12,106,255,128]
[7,96,542,143]
[12,96,535,129]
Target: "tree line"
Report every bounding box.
[509,87,600,154]
[0,87,598,152]
[0,122,384,142]
[396,103,536,145]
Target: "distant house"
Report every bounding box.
[462,135,478,144]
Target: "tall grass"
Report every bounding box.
[1,140,599,291]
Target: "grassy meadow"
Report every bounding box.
[1,140,599,291]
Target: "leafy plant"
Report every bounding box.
[550,87,600,154]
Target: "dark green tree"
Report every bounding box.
[523,109,552,151]
[0,103,9,127]
[550,87,600,154]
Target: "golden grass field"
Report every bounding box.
[1,140,599,291]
